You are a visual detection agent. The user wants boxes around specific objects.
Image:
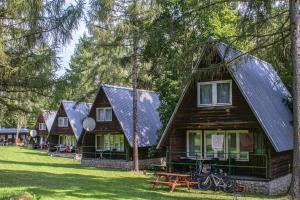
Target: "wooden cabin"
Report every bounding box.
[34,110,57,149]
[48,101,91,152]
[157,42,293,181]
[0,128,29,145]
[81,84,161,160]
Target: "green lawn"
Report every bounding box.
[0,146,289,200]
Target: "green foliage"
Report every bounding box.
[0,0,84,127]
[143,1,240,136]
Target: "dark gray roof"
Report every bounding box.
[0,128,29,134]
[62,101,92,140]
[102,84,161,147]
[216,42,293,152]
[42,111,57,132]
[157,42,293,152]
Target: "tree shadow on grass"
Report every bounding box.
[0,169,234,200]
[0,169,286,200]
[19,151,49,157]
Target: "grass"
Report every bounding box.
[0,146,290,200]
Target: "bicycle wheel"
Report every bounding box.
[198,175,212,190]
[222,177,235,193]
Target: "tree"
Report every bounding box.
[84,0,159,171]
[290,0,300,198]
[143,1,240,134]
[0,0,84,126]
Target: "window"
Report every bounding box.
[39,123,47,130]
[58,117,68,127]
[186,131,202,158]
[226,130,249,161]
[197,80,232,106]
[96,107,112,122]
[59,135,76,146]
[96,134,124,151]
[204,130,225,159]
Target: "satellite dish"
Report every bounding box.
[30,130,38,137]
[83,117,96,132]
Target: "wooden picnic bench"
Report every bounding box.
[147,172,195,192]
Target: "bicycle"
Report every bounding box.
[197,166,235,192]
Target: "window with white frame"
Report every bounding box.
[96,134,124,151]
[58,117,68,127]
[226,130,249,161]
[186,131,202,158]
[39,123,47,130]
[204,130,225,159]
[197,80,232,106]
[59,135,76,146]
[96,107,112,122]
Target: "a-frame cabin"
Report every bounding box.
[34,110,57,149]
[48,101,91,152]
[157,42,293,195]
[81,84,161,163]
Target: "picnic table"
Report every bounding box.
[147,172,194,192]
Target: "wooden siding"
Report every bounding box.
[163,67,292,179]
[81,87,151,160]
[34,113,49,137]
[173,73,259,130]
[89,88,123,133]
[269,148,293,178]
[50,104,74,135]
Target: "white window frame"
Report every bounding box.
[95,133,124,151]
[226,130,249,161]
[197,80,232,107]
[186,130,202,158]
[96,107,112,122]
[204,130,226,160]
[58,117,68,128]
[59,135,76,146]
[39,123,47,130]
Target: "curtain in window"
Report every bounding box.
[96,135,104,150]
[105,109,112,121]
[188,132,201,157]
[205,132,225,159]
[99,109,105,121]
[103,134,124,151]
[227,133,237,159]
[217,83,230,103]
[200,84,212,104]
[240,133,254,152]
[59,135,65,145]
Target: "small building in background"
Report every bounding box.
[48,101,91,153]
[34,110,57,149]
[0,128,29,145]
[80,84,163,169]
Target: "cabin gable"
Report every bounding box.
[35,112,49,135]
[51,103,73,135]
[89,88,123,133]
[158,43,293,179]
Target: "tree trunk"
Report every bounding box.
[132,0,139,172]
[16,121,20,145]
[291,0,300,199]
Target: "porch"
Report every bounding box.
[166,151,268,179]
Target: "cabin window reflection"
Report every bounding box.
[96,107,112,121]
[186,131,202,158]
[58,117,68,127]
[204,130,225,159]
[197,80,232,107]
[226,130,249,161]
[96,134,124,151]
